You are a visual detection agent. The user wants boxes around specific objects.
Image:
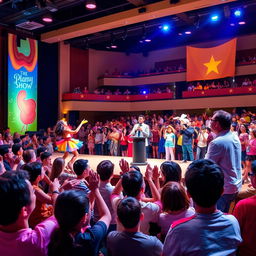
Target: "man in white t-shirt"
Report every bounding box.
[163,159,242,256]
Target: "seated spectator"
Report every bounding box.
[187,84,194,91]
[49,157,76,184]
[233,160,256,256]
[107,197,163,256]
[123,89,131,95]
[105,89,112,95]
[40,152,52,177]
[23,149,36,164]
[166,87,171,93]
[94,88,101,95]
[156,88,162,94]
[48,172,111,256]
[111,162,161,234]
[83,86,89,94]
[163,159,242,256]
[12,143,24,171]
[114,89,121,95]
[194,82,203,91]
[94,160,116,230]
[0,144,13,171]
[36,146,47,162]
[0,133,3,145]
[0,171,58,256]
[73,159,90,194]
[43,136,54,154]
[22,162,59,228]
[157,182,195,240]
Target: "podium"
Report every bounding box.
[131,137,147,165]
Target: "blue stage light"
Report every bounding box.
[234,9,242,17]
[162,24,170,32]
[143,90,147,95]
[211,15,219,22]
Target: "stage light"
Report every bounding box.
[85,0,96,9]
[230,23,235,26]
[234,9,242,17]
[111,44,117,49]
[42,15,53,23]
[185,31,191,35]
[161,24,171,32]
[211,15,219,22]
[142,90,147,94]
[178,32,183,36]
[144,38,151,42]
[238,21,246,25]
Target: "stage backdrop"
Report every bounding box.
[8,33,38,134]
[186,38,237,81]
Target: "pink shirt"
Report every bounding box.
[0,216,57,256]
[247,138,256,155]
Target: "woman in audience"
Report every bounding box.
[151,124,160,158]
[157,181,195,240]
[120,128,128,157]
[22,162,60,228]
[87,129,95,155]
[158,126,166,159]
[239,124,249,170]
[48,172,111,256]
[244,129,256,182]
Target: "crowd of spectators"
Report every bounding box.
[187,77,256,91]
[1,108,256,255]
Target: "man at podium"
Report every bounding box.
[130,115,150,147]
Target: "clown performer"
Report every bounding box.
[55,119,88,170]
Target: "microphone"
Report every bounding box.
[138,123,142,137]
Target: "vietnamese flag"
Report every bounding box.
[186,38,237,81]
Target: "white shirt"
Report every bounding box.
[130,123,150,146]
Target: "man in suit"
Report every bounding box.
[130,115,150,156]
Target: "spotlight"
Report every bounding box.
[211,14,219,22]
[234,9,242,17]
[42,15,53,23]
[161,24,170,32]
[230,23,235,26]
[178,32,183,36]
[142,90,147,94]
[144,38,151,42]
[185,31,191,35]
[111,43,117,49]
[85,0,96,9]
[238,21,246,25]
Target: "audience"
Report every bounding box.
[107,197,163,256]
[163,159,242,256]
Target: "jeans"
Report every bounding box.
[196,146,207,160]
[95,144,102,155]
[217,193,237,213]
[182,144,194,161]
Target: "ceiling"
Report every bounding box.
[0,0,256,53]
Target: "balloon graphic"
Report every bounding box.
[17,90,36,132]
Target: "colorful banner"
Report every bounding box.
[8,34,38,134]
[186,38,237,81]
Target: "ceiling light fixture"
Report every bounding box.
[85,0,96,10]
[42,15,53,23]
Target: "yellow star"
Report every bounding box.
[204,56,222,75]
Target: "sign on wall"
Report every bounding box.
[8,33,38,133]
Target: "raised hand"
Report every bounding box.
[61,179,80,191]
[119,158,129,175]
[81,119,88,125]
[152,165,160,180]
[88,171,99,191]
[145,164,153,181]
[51,178,60,192]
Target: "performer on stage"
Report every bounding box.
[55,119,88,170]
[130,115,150,155]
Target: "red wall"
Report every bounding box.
[70,47,89,92]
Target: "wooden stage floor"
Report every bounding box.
[53,152,190,177]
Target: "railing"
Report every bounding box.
[62,92,174,101]
[183,87,256,98]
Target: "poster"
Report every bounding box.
[8,33,38,134]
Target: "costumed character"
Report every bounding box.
[55,119,88,170]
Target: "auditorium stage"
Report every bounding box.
[52,152,190,177]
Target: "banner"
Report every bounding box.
[8,34,38,134]
[186,38,237,81]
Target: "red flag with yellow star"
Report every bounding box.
[186,38,237,81]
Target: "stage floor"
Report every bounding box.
[52,152,190,177]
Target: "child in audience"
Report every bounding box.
[157,181,195,240]
[233,160,256,256]
[95,160,116,230]
[48,172,111,256]
[111,162,161,234]
[163,159,242,256]
[22,162,60,228]
[0,171,57,256]
[107,197,163,256]
[164,125,176,161]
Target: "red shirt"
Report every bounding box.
[233,195,256,256]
